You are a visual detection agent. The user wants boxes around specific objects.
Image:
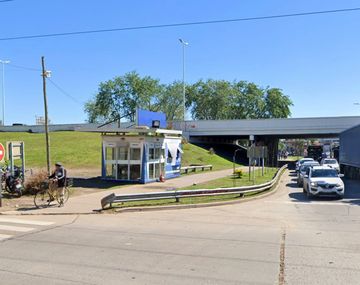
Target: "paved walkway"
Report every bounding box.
[2,168,245,215]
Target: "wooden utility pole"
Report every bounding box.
[41,56,51,175]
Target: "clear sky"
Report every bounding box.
[0,0,360,125]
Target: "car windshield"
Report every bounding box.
[324,159,337,164]
[300,159,313,165]
[300,164,318,172]
[311,169,338,178]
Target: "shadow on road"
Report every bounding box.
[72,177,128,189]
[287,177,360,204]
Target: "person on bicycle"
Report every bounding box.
[49,162,67,206]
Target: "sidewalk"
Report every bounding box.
[1,168,243,215]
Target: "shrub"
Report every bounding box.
[24,169,49,193]
[208,147,216,155]
[233,168,243,178]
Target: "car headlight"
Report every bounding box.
[311,182,318,187]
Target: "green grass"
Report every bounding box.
[181,143,239,170]
[0,131,237,170]
[180,167,278,190]
[0,131,102,168]
[112,167,279,209]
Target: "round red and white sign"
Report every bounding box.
[0,143,5,162]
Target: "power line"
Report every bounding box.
[1,7,360,41]
[7,62,82,105]
[7,63,40,72]
[47,78,84,105]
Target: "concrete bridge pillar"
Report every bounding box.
[256,137,279,167]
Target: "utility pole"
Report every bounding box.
[41,56,51,175]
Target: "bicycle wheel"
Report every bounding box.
[34,190,51,208]
[56,187,70,205]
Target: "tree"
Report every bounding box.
[187,80,293,120]
[186,79,233,120]
[85,71,162,123]
[263,88,293,118]
[85,72,293,123]
[157,81,184,121]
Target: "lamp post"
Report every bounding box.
[0,59,10,126]
[178,38,188,121]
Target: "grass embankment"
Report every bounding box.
[113,167,279,209]
[0,131,237,170]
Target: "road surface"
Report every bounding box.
[0,169,359,284]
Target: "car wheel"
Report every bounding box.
[307,190,312,199]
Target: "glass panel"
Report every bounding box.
[106,164,116,178]
[118,147,128,160]
[117,164,128,180]
[130,165,141,180]
[155,148,162,159]
[155,163,161,178]
[148,163,154,179]
[105,147,115,161]
[167,150,172,164]
[130,148,141,160]
[149,148,155,160]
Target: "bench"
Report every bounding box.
[181,164,213,174]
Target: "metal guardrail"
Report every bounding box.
[101,164,288,209]
[181,164,213,174]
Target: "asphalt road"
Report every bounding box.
[0,170,359,284]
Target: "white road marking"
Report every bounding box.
[0,217,54,226]
[0,234,13,240]
[0,225,34,232]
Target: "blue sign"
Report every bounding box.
[136,109,167,128]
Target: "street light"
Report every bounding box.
[179,38,189,121]
[0,59,10,126]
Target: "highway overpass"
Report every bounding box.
[173,116,360,140]
[173,116,360,165]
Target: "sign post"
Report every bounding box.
[6,141,25,181]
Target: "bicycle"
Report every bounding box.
[34,178,71,208]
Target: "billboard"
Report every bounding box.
[136,109,167,128]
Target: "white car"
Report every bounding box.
[320,158,340,172]
[297,161,320,186]
[296,158,314,172]
[303,166,345,199]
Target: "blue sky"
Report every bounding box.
[0,0,360,124]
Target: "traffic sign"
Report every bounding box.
[0,143,5,162]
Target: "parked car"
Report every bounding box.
[297,161,320,186]
[320,158,340,172]
[303,166,344,199]
[295,158,314,172]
